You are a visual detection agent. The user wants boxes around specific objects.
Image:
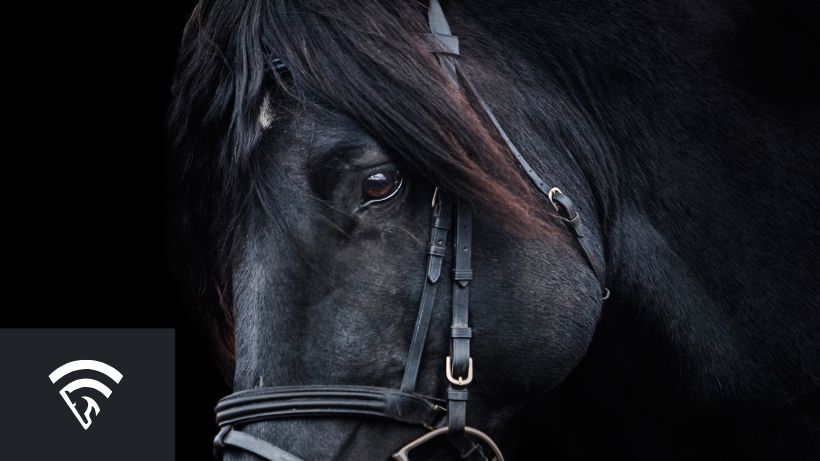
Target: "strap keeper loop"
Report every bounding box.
[452,269,473,281]
[563,212,581,226]
[433,217,451,229]
[422,33,460,56]
[447,388,469,401]
[428,245,447,257]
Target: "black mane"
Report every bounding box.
[168,0,572,360]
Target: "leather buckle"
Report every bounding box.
[445,356,473,386]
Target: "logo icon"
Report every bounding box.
[48,360,124,430]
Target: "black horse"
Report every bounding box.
[167,0,820,459]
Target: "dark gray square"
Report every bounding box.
[0,329,175,460]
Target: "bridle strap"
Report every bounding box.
[449,204,473,384]
[216,385,447,428]
[549,188,607,292]
[427,1,608,298]
[447,203,485,460]
[400,196,452,393]
[213,1,607,460]
[462,72,607,294]
[213,196,459,461]
[215,426,303,461]
[427,2,489,459]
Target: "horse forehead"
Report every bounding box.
[259,94,274,129]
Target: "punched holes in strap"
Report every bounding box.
[449,204,474,381]
[401,195,452,393]
[445,203,483,457]
[426,198,452,284]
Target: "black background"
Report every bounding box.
[6,2,223,459]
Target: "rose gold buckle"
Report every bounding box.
[445,356,473,386]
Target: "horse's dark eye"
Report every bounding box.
[362,170,402,203]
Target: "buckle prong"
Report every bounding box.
[445,356,473,386]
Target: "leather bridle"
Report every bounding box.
[213,1,608,460]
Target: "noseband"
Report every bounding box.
[213,1,607,460]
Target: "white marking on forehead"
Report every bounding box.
[259,93,273,129]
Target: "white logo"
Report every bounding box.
[48,360,124,430]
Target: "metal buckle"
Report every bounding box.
[548,187,562,212]
[392,426,505,461]
[445,356,473,386]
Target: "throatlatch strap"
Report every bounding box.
[425,0,607,298]
[464,74,607,295]
[549,189,607,291]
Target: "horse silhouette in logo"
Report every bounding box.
[48,360,123,430]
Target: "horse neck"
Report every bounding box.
[459,0,819,409]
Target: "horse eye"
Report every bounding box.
[362,170,402,203]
